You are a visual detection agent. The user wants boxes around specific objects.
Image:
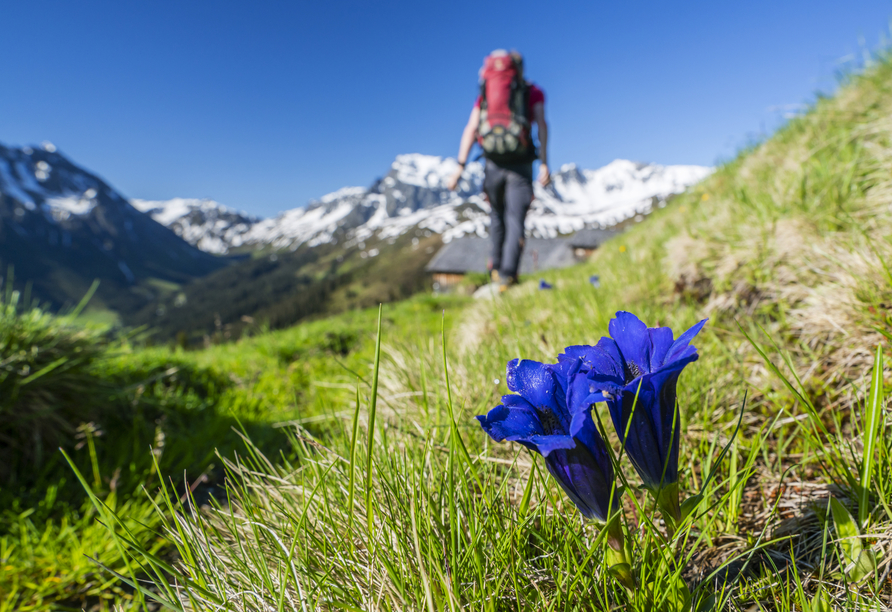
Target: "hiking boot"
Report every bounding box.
[498,275,518,293]
[490,270,500,283]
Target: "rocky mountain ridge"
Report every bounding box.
[138,154,712,254]
[0,141,224,312]
[130,198,259,254]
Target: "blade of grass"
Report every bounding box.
[366,305,383,538]
[59,448,147,610]
[859,345,884,527]
[68,278,100,318]
[410,493,436,612]
[347,384,362,539]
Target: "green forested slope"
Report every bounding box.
[126,229,444,344]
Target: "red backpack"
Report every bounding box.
[477,53,534,164]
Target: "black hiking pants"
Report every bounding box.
[484,159,534,281]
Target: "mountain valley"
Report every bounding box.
[0,143,710,339]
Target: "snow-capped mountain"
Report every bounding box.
[131,198,259,254]
[332,154,710,244]
[239,156,488,250]
[0,142,224,310]
[143,154,711,254]
[242,186,372,250]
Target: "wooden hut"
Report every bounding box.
[425,237,576,289]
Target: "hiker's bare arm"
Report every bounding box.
[447,107,481,191]
[533,102,550,187]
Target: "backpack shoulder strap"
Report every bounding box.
[510,79,530,122]
[521,81,530,119]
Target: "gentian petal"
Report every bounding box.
[529,434,576,456]
[502,394,538,409]
[550,355,585,397]
[547,410,617,520]
[609,379,666,488]
[477,399,543,443]
[544,445,616,521]
[649,346,700,380]
[611,362,689,489]
[554,347,592,383]
[648,326,674,370]
[609,311,652,376]
[663,318,708,366]
[557,345,598,368]
[558,338,625,380]
[592,337,626,380]
[567,370,612,415]
[507,359,560,412]
[479,351,622,522]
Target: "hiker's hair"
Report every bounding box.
[486,49,525,80]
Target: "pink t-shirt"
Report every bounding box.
[475,83,545,116]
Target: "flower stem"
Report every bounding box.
[604,512,636,590]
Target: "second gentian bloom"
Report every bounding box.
[478,358,618,522]
[559,312,706,519]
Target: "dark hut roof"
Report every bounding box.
[567,228,620,249]
[426,237,576,275]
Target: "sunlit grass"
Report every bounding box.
[0,292,468,610]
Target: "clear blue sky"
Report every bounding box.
[2,1,890,217]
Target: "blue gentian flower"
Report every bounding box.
[539,279,553,290]
[589,275,600,288]
[558,312,706,517]
[477,358,617,521]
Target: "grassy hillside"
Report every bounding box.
[0,291,466,611]
[7,51,892,610]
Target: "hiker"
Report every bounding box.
[447,49,550,289]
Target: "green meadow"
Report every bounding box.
[6,48,892,611]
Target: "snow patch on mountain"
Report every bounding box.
[44,194,98,219]
[526,159,711,236]
[317,186,366,204]
[242,186,368,249]
[130,198,260,254]
[0,152,109,218]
